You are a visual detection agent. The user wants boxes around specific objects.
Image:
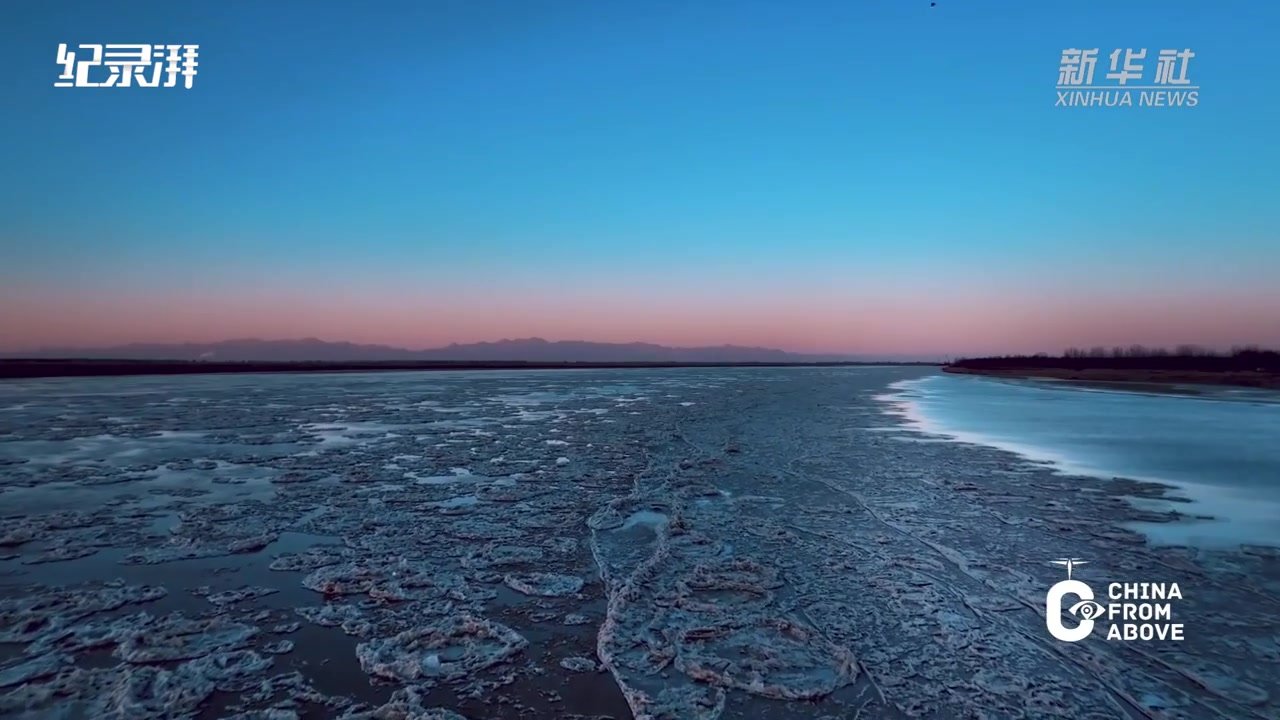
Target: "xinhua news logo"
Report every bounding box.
[1056,48,1197,108]
[1045,559,1186,642]
[54,44,199,89]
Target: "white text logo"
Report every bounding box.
[55,44,199,89]
[1045,559,1185,642]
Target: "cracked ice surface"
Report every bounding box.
[0,368,1277,719]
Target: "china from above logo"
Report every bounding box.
[1045,558,1185,642]
[1056,48,1197,108]
[54,44,199,89]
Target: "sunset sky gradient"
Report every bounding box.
[2,0,1278,356]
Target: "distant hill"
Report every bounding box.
[6,337,920,363]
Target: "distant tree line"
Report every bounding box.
[950,345,1280,372]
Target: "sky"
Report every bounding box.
[2,0,1278,357]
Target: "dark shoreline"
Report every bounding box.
[0,358,939,380]
[943,365,1280,390]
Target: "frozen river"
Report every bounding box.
[0,367,1277,719]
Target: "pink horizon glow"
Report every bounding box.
[3,284,1277,357]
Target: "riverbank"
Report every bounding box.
[943,364,1280,390]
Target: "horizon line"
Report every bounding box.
[5,334,1276,361]
[1,335,954,359]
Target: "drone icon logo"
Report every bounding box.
[1050,557,1087,579]
[1046,558,1105,641]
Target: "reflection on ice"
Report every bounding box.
[620,510,668,532]
[881,375,1280,549]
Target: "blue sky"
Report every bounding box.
[1,0,1277,354]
